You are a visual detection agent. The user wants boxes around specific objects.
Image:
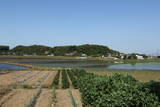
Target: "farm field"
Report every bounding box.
[0,63,160,107]
[0,70,56,87]
[0,65,83,107]
[0,89,37,107]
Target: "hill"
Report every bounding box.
[3,44,119,56]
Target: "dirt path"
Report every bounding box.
[66,72,74,89]
[71,89,83,107]
[34,89,52,107]
[58,71,62,89]
[0,89,37,107]
[55,89,72,107]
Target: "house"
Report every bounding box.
[47,54,54,56]
[119,53,125,59]
[79,54,87,59]
[107,53,112,58]
[136,55,144,59]
[65,51,77,56]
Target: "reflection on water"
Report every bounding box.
[30,60,160,71]
[0,64,27,70]
[107,62,160,71]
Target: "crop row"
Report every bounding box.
[61,69,70,89]
[51,70,60,88]
[67,69,160,107]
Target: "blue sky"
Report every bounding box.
[0,0,160,55]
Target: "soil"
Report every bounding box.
[16,71,42,85]
[0,88,11,100]
[35,89,52,107]
[55,89,72,107]
[0,89,37,107]
[23,71,46,86]
[0,71,29,86]
[71,89,83,107]
[0,71,40,86]
[58,71,62,89]
[41,71,56,86]
[66,72,73,89]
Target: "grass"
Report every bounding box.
[87,70,160,82]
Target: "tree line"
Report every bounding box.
[0,44,119,56]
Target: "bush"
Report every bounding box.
[144,80,160,101]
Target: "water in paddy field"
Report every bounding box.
[106,62,160,71]
[27,60,160,71]
[0,64,27,70]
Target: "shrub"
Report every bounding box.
[144,80,160,101]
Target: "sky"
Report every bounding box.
[0,0,160,55]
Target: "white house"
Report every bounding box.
[136,55,144,59]
[79,54,87,59]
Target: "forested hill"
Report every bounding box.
[1,44,119,56]
[53,44,119,56]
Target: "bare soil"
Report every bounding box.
[0,71,40,86]
[35,89,52,107]
[66,72,73,89]
[23,71,46,86]
[41,71,56,86]
[16,71,42,85]
[58,71,62,89]
[0,89,37,107]
[71,89,83,107]
[55,89,72,107]
[0,71,29,86]
[0,88,11,100]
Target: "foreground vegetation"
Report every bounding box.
[65,69,160,106]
